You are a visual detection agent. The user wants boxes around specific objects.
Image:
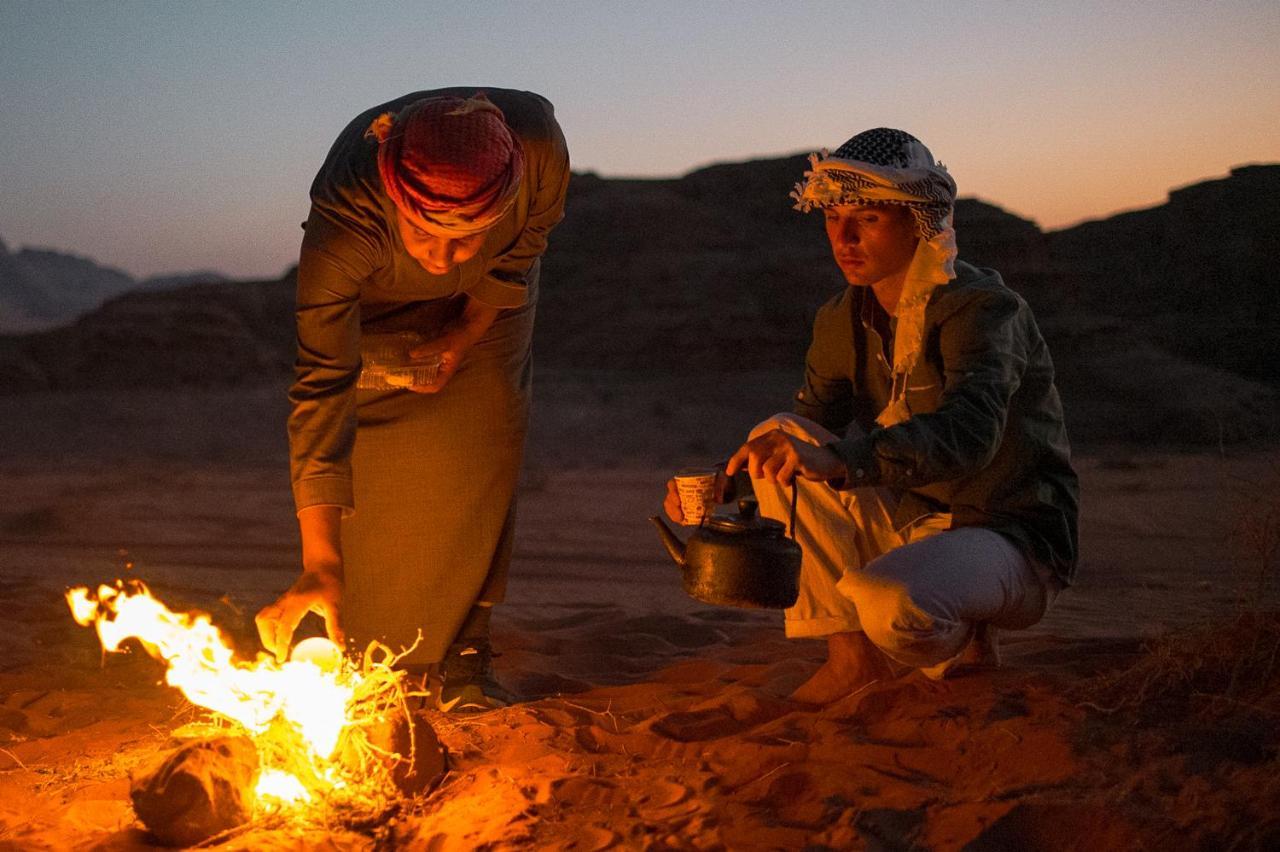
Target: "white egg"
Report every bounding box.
[290,636,343,672]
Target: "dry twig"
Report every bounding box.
[0,747,28,771]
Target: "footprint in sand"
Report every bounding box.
[649,690,791,742]
[616,615,726,649]
[545,775,621,807]
[559,825,620,851]
[635,778,692,811]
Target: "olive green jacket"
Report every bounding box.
[288,88,570,513]
[794,261,1080,584]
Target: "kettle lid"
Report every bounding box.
[703,497,786,536]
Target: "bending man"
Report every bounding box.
[258,88,569,711]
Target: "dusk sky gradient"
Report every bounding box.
[2,0,1277,278]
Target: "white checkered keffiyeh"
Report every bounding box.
[791,128,959,428]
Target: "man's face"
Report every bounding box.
[823,204,919,287]
[396,212,488,275]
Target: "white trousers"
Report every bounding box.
[750,414,1056,670]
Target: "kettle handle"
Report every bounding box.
[788,481,798,539]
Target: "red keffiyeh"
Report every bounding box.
[367,93,524,235]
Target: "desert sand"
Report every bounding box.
[0,373,1277,850]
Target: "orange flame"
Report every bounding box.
[67,581,365,807]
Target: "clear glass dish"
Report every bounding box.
[357,332,442,390]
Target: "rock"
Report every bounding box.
[130,735,259,847]
[339,708,447,797]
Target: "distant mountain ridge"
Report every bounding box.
[1039,164,1280,384]
[1,159,1276,446]
[0,239,227,333]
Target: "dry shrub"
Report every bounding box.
[1080,464,1280,723]
[1078,610,1280,722]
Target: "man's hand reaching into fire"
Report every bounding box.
[726,427,845,486]
[256,567,345,663]
[257,505,347,663]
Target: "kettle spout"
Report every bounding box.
[648,516,687,568]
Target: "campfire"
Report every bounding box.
[66,580,443,845]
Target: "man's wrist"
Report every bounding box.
[817,446,847,481]
[460,295,501,340]
[301,560,343,581]
[824,437,878,489]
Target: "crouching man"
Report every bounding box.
[664,129,1079,704]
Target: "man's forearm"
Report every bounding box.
[298,505,344,576]
[457,294,501,344]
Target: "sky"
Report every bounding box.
[1,0,1277,279]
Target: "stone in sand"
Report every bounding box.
[130,735,259,847]
[340,709,446,796]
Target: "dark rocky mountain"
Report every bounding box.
[1,159,1276,446]
[0,277,294,392]
[0,236,55,329]
[0,241,228,333]
[140,270,231,290]
[535,156,1055,374]
[1045,165,1280,386]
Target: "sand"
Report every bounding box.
[0,376,1278,849]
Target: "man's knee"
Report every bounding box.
[841,569,963,666]
[748,412,828,445]
[845,574,920,650]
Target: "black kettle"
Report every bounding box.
[649,492,801,610]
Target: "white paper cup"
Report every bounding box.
[674,468,718,526]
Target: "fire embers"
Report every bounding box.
[130,735,260,847]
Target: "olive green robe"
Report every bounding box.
[288,88,570,664]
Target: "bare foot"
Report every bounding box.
[965,623,1000,668]
[922,624,1001,680]
[789,631,903,705]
